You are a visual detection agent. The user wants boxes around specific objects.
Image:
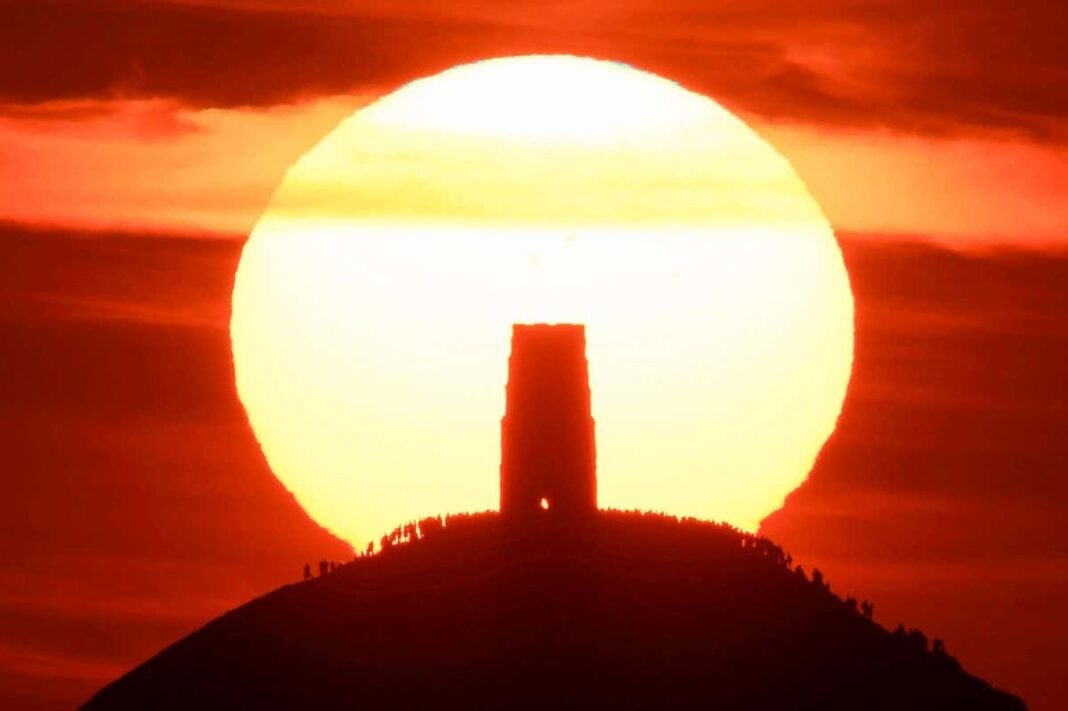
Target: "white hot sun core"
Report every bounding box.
[231,55,854,550]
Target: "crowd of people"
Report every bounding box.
[302,514,455,579]
[298,508,951,661]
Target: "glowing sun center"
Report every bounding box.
[231,55,854,550]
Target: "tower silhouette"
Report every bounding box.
[500,323,597,517]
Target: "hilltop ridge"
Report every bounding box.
[84,511,1024,710]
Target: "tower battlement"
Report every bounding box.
[500,324,597,517]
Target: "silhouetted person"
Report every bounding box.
[419,515,443,538]
[303,564,312,581]
[366,541,374,556]
[318,560,328,577]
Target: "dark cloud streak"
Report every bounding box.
[2,1,1067,140]
[0,0,504,107]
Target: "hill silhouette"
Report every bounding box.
[84,511,1023,710]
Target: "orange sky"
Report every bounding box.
[1,1,1067,709]
[3,1,1068,245]
[2,97,1067,246]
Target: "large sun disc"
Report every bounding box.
[231,55,854,549]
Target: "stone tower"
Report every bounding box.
[500,323,597,517]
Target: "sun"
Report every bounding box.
[231,55,854,550]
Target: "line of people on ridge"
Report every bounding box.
[297,509,954,662]
[302,515,450,580]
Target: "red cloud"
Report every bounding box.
[2,0,1066,140]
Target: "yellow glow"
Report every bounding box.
[231,56,854,549]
